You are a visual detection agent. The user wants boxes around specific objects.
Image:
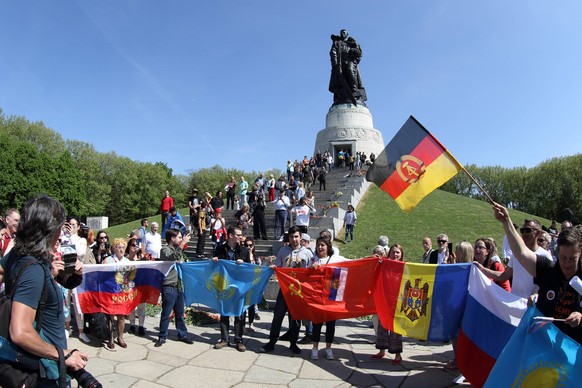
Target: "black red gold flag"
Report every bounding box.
[366,116,462,212]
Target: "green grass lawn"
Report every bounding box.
[338,186,551,261]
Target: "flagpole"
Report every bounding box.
[459,166,495,204]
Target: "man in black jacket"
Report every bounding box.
[212,226,250,352]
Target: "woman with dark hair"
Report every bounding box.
[225,176,237,210]
[126,238,147,336]
[210,190,224,211]
[236,205,252,237]
[473,238,511,292]
[91,230,111,264]
[243,237,260,333]
[0,195,89,384]
[373,244,404,364]
[309,236,347,360]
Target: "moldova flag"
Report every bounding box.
[176,260,273,317]
[76,261,174,315]
[374,260,471,341]
[276,257,379,324]
[457,266,527,388]
[366,116,462,212]
[484,306,582,388]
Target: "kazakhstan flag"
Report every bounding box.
[176,261,273,316]
[485,306,582,387]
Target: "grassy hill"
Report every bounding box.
[339,186,551,261]
[105,187,550,262]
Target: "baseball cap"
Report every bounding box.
[301,233,311,242]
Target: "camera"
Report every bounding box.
[59,244,78,274]
[67,367,103,388]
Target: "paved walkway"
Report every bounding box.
[68,310,471,387]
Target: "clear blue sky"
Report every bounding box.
[1,1,581,176]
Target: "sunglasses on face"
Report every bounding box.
[537,239,547,244]
[99,236,108,240]
[130,243,138,247]
[520,227,537,234]
[245,244,253,247]
[437,240,447,244]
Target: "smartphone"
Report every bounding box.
[448,242,453,255]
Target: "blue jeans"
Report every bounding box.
[158,286,188,340]
[274,209,288,239]
[345,224,354,241]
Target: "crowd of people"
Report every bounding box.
[0,171,580,385]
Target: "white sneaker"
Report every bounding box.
[325,348,334,360]
[79,332,90,343]
[311,348,319,360]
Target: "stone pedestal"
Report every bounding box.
[313,103,385,160]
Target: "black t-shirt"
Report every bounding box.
[535,256,582,344]
[214,243,250,263]
[210,197,224,210]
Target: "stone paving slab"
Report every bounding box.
[67,311,471,387]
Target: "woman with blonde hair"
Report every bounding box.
[103,238,130,349]
[453,241,474,263]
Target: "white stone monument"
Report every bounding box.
[313,103,385,162]
[86,216,108,231]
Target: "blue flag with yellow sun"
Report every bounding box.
[176,261,273,316]
[484,306,582,387]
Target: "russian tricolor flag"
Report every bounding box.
[75,261,174,315]
[457,265,527,388]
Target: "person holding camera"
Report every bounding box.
[0,195,91,386]
[91,231,111,264]
[61,216,91,344]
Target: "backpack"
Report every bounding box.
[0,255,67,388]
[89,313,111,341]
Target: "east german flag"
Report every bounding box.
[366,116,463,212]
[374,260,471,341]
[275,257,378,324]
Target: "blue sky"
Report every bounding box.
[1,1,581,176]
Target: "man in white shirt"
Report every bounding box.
[274,190,291,240]
[291,197,315,234]
[145,222,162,259]
[477,218,553,298]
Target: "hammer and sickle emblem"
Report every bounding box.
[289,280,304,299]
[396,155,426,184]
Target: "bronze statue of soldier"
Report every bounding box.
[328,29,367,106]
